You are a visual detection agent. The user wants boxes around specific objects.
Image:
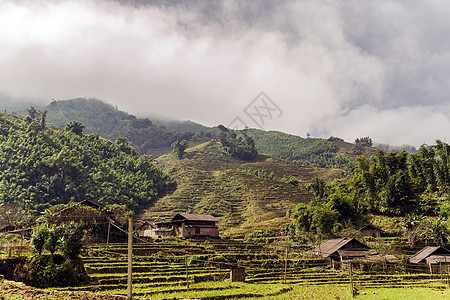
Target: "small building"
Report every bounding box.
[310,238,377,263]
[137,221,173,238]
[359,224,382,238]
[44,200,116,225]
[0,218,14,233]
[410,246,450,273]
[171,213,219,238]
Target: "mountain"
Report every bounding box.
[0,112,173,213]
[44,98,215,156]
[138,141,347,237]
[16,97,376,168]
[0,95,43,116]
[247,129,377,170]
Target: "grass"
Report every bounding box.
[138,141,346,237]
[44,239,450,299]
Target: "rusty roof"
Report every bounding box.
[172,213,219,222]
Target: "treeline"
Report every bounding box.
[45,99,214,154]
[290,142,450,237]
[246,129,355,169]
[0,113,174,216]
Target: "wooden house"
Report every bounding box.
[45,200,116,225]
[0,218,14,233]
[310,238,377,264]
[137,221,173,238]
[359,224,382,238]
[171,213,219,238]
[410,246,450,273]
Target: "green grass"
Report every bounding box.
[138,141,346,237]
[355,287,449,300]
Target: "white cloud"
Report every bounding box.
[0,0,449,147]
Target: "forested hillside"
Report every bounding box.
[290,143,450,240]
[140,140,346,236]
[44,98,214,155]
[246,129,376,170]
[0,113,173,216]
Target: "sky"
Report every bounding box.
[1,0,450,147]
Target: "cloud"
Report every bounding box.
[0,0,449,146]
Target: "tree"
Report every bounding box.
[355,137,373,147]
[26,106,38,120]
[40,110,47,129]
[171,140,188,159]
[64,121,85,135]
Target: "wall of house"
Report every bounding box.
[360,229,381,238]
[184,226,219,238]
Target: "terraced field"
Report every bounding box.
[53,239,450,299]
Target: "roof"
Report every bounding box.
[410,246,450,264]
[310,238,369,258]
[171,213,219,222]
[79,199,104,210]
[0,218,9,231]
[426,255,450,264]
[359,224,382,231]
[337,249,378,259]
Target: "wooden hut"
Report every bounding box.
[45,200,116,225]
[171,213,219,238]
[137,221,173,238]
[359,224,382,238]
[310,238,377,267]
[410,246,450,273]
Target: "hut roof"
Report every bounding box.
[410,246,450,264]
[310,238,369,258]
[426,255,450,264]
[359,224,382,231]
[0,218,9,231]
[171,213,219,222]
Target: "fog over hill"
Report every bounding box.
[1,1,450,147]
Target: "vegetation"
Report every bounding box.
[171,139,188,159]
[246,129,356,169]
[0,112,173,216]
[140,140,345,236]
[217,126,258,161]
[290,142,450,240]
[44,98,214,155]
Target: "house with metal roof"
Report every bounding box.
[137,220,173,238]
[309,238,377,262]
[171,213,219,238]
[410,246,450,273]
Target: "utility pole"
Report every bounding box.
[127,215,133,300]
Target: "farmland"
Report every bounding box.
[43,238,450,299]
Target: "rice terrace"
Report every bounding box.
[3,1,450,294]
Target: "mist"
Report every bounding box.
[1,0,450,147]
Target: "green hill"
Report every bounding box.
[138,141,347,237]
[247,129,377,170]
[0,112,173,214]
[44,98,214,156]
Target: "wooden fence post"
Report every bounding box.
[283,246,288,284]
[127,215,133,300]
[185,253,189,288]
[106,222,111,248]
[349,263,355,298]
